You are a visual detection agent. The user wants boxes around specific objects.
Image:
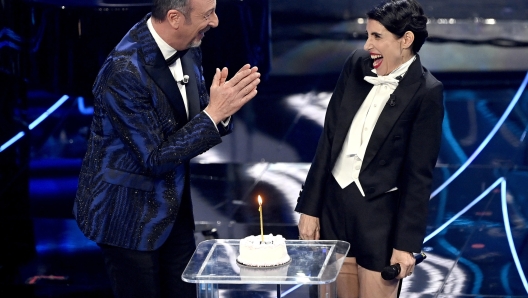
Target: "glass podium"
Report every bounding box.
[182,239,350,298]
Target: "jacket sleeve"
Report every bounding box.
[394,79,444,252]
[295,50,359,217]
[97,60,223,177]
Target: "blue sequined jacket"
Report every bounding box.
[74,14,231,251]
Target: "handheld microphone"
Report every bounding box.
[178,75,189,85]
[381,252,426,280]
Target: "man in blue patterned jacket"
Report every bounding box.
[73,0,261,297]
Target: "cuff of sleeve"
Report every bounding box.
[221,116,231,127]
[202,110,219,132]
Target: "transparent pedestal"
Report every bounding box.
[182,239,350,298]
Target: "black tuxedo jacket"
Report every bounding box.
[295,49,444,254]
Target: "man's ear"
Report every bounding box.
[401,31,415,50]
[167,9,182,29]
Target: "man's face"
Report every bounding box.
[179,0,219,48]
[363,19,404,76]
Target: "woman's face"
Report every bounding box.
[363,19,404,76]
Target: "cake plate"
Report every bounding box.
[236,255,292,268]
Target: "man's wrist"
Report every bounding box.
[202,110,219,131]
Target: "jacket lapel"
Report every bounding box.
[361,56,425,170]
[330,56,376,165]
[137,15,188,125]
[181,52,201,118]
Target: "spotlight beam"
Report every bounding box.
[430,72,528,199]
[0,95,70,153]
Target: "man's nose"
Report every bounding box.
[209,11,219,28]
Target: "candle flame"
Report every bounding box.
[258,195,262,205]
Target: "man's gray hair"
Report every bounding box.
[152,0,190,21]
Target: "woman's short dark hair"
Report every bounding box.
[152,0,189,21]
[367,0,428,53]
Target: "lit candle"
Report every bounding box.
[258,195,264,242]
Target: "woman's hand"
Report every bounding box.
[298,213,320,240]
[390,248,415,279]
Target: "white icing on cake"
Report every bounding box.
[237,234,290,267]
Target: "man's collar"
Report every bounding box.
[146,17,177,61]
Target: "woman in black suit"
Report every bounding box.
[295,0,444,297]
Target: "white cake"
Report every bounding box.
[237,234,290,267]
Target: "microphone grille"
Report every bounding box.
[381,263,401,280]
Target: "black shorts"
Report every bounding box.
[319,175,400,272]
